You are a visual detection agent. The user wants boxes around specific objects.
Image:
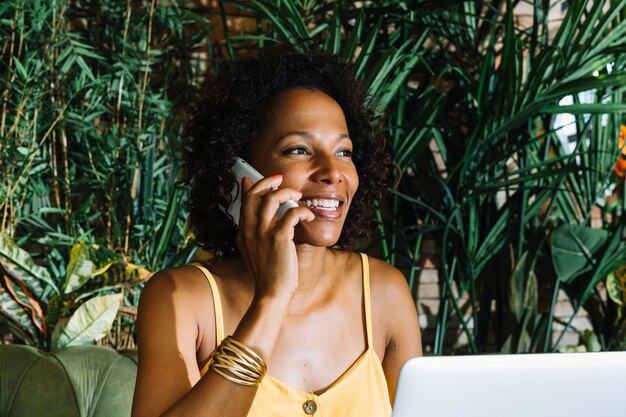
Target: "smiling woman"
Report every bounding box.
[185,49,391,257]
[131,48,422,417]
[250,88,358,247]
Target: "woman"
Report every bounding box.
[132,48,422,417]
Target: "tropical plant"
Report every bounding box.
[0,233,150,350]
[0,0,211,346]
[2,0,625,355]
[607,264,626,349]
[219,0,626,353]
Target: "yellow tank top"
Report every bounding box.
[192,253,392,417]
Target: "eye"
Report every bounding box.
[283,146,309,155]
[337,148,352,157]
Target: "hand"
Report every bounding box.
[235,174,315,300]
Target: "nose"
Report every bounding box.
[311,153,342,184]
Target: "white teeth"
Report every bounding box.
[304,199,340,209]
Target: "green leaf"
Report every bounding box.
[59,54,76,75]
[55,44,73,66]
[374,32,429,114]
[1,275,45,336]
[246,0,305,49]
[579,227,626,306]
[509,250,539,321]
[152,186,184,270]
[55,293,122,348]
[606,272,624,307]
[12,57,28,80]
[64,241,95,294]
[0,233,56,298]
[342,9,364,61]
[50,317,69,349]
[75,46,105,61]
[280,0,311,41]
[354,17,382,78]
[85,261,152,290]
[541,103,626,114]
[500,239,540,354]
[324,4,341,55]
[582,329,602,353]
[551,224,609,283]
[75,56,95,82]
[0,284,39,345]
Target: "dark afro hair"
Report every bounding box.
[183,46,391,259]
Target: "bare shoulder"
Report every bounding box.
[365,255,421,350]
[140,265,213,319]
[367,256,414,302]
[137,260,252,359]
[365,255,422,402]
[140,263,219,344]
[133,265,215,417]
[141,264,211,303]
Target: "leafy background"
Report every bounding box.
[1,0,625,354]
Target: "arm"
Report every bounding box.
[372,260,422,404]
[131,267,292,417]
[132,175,313,417]
[131,268,200,417]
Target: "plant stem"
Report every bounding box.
[542,277,560,352]
[126,0,157,253]
[551,302,580,353]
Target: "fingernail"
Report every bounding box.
[241,177,246,186]
[271,174,283,179]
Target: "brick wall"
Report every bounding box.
[412,256,593,353]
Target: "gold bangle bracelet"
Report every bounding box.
[209,336,267,386]
[211,366,261,386]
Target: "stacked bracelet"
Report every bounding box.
[209,336,267,386]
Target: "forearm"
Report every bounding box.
[160,295,290,417]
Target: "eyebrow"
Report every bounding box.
[276,131,351,143]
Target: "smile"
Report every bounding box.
[301,199,340,210]
[297,195,345,220]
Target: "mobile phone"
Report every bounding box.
[223,157,299,226]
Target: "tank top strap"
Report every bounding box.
[190,262,225,343]
[359,253,374,348]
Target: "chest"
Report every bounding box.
[198,293,385,394]
[195,260,388,394]
[263,307,368,393]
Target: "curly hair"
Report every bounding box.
[183,47,390,259]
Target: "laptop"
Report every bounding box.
[392,352,626,417]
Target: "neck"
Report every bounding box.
[288,245,337,314]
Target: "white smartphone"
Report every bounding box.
[223,157,299,226]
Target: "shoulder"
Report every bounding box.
[365,255,419,344]
[141,264,210,307]
[364,257,422,402]
[138,264,215,335]
[133,265,218,416]
[367,256,413,302]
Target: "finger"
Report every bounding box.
[273,206,315,237]
[240,174,284,229]
[257,188,303,232]
[246,174,284,195]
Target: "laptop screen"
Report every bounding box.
[392,352,626,417]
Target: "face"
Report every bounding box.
[249,87,359,247]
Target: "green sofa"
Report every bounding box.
[0,345,137,417]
